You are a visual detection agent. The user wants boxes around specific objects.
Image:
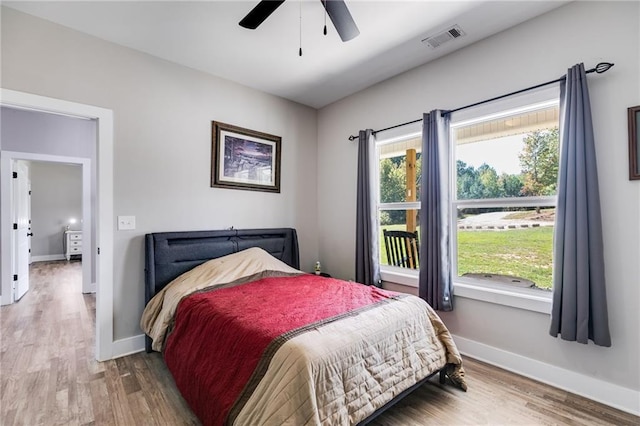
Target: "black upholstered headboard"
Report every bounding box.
[144,228,299,352]
[145,228,299,304]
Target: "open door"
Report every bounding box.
[28,181,33,265]
[13,160,31,301]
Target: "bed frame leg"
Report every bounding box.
[439,368,446,384]
[145,335,153,353]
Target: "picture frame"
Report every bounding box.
[629,106,640,180]
[211,121,281,193]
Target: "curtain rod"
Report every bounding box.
[347,62,614,141]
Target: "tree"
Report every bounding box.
[457,161,511,200]
[379,158,405,203]
[379,157,406,224]
[519,128,559,197]
[457,160,482,200]
[499,173,524,198]
[477,163,502,198]
[379,153,423,225]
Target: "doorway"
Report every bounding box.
[0,88,114,361]
[9,157,93,299]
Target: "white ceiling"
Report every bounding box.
[4,1,568,109]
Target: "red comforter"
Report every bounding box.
[164,273,398,426]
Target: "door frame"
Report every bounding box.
[6,154,92,295]
[1,88,114,361]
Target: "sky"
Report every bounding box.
[456,134,525,175]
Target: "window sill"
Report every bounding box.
[380,269,552,315]
[380,268,418,288]
[453,281,551,314]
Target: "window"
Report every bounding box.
[376,129,422,274]
[375,88,560,303]
[451,94,559,292]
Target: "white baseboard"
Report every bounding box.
[82,282,97,294]
[31,254,65,262]
[111,334,146,359]
[453,335,640,416]
[105,332,640,416]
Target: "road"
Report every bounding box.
[457,211,553,229]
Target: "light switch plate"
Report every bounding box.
[117,215,136,230]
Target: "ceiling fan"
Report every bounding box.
[239,0,360,42]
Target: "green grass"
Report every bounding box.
[457,227,553,289]
[379,225,553,290]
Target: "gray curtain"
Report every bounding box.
[418,111,453,311]
[355,129,381,286]
[549,63,611,346]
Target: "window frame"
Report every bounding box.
[375,127,422,278]
[449,87,560,314]
[375,87,559,313]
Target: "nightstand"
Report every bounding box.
[65,230,82,261]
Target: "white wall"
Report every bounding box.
[1,7,319,340]
[1,106,96,158]
[30,162,82,258]
[318,0,639,405]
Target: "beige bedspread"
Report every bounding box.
[141,247,466,425]
[233,295,465,425]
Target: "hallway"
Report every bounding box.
[1,261,98,424]
[0,260,198,425]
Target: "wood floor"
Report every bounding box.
[1,261,638,425]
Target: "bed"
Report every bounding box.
[141,228,466,426]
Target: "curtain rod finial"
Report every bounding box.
[594,62,614,73]
[348,135,357,141]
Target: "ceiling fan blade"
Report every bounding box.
[239,0,286,30]
[322,0,360,42]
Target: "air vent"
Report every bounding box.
[421,25,466,49]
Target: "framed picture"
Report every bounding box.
[211,121,281,193]
[629,106,640,180]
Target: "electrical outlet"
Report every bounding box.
[117,215,136,230]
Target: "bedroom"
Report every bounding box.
[0,0,638,424]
